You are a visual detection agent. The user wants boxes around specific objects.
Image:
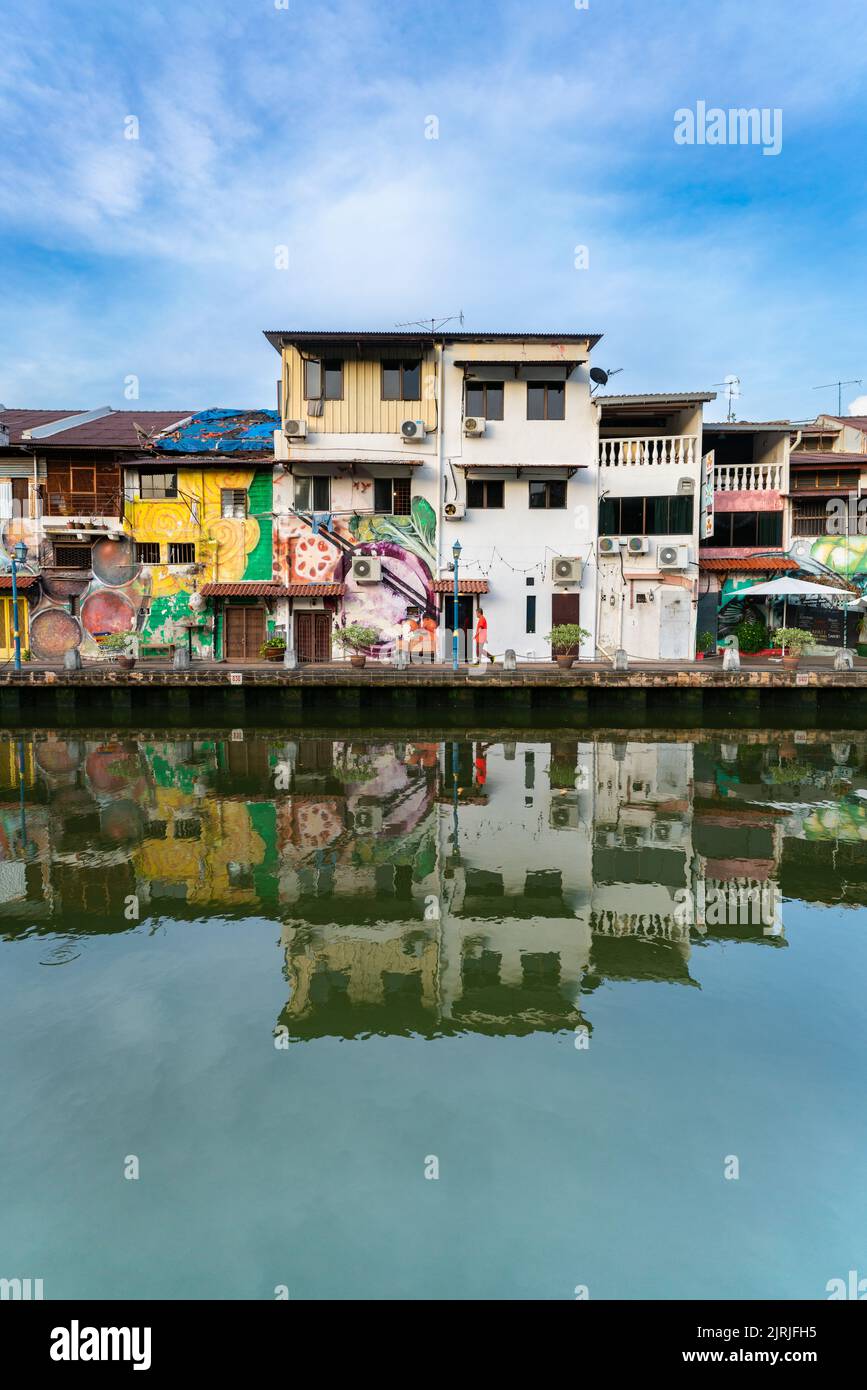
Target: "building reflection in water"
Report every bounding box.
[0,730,865,1039]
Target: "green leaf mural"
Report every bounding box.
[348,497,437,567]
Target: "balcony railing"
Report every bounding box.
[42,491,125,521]
[599,435,698,468]
[715,462,783,492]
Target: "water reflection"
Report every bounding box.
[1,730,865,1039]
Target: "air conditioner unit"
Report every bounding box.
[551,556,582,584]
[353,806,383,834]
[284,420,307,439]
[658,543,690,570]
[464,416,486,437]
[351,555,382,583]
[550,802,581,831]
[598,536,620,555]
[678,477,695,495]
[626,536,650,555]
[444,502,466,520]
[401,419,426,442]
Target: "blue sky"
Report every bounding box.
[2,0,867,422]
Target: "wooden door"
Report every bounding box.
[551,592,580,654]
[224,605,265,660]
[294,610,332,662]
[0,597,29,659]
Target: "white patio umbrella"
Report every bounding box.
[736,576,857,633]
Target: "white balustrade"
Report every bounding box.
[714,462,783,492]
[598,435,698,468]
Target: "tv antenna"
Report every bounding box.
[713,375,741,422]
[395,311,465,334]
[812,377,862,416]
[589,366,624,396]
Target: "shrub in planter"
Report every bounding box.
[334,624,380,667]
[259,636,287,662]
[99,632,137,669]
[735,619,768,655]
[772,627,813,665]
[547,623,590,668]
[696,630,715,659]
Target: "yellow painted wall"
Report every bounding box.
[281,346,438,434]
[125,467,261,595]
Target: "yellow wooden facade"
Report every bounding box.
[280,345,439,434]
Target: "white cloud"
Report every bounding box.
[847,396,867,416]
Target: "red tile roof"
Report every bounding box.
[432,578,489,593]
[200,582,345,597]
[0,410,194,449]
[699,556,797,573]
[0,574,38,589]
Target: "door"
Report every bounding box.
[551,592,580,654]
[658,588,691,660]
[443,596,474,661]
[224,605,265,660]
[294,610,332,663]
[0,596,29,659]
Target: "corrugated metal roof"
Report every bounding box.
[154,409,279,454]
[265,330,602,350]
[704,421,791,432]
[791,451,867,464]
[432,578,489,594]
[599,391,717,405]
[0,409,194,449]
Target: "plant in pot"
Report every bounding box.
[735,618,768,656]
[100,632,137,670]
[547,623,590,669]
[696,630,716,661]
[334,623,379,668]
[773,627,813,668]
[259,635,287,663]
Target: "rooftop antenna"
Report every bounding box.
[589,366,624,396]
[395,311,465,334]
[713,375,741,422]
[812,377,862,417]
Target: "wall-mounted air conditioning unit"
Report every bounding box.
[550,802,581,831]
[444,502,466,520]
[401,419,426,442]
[284,420,307,439]
[353,805,383,834]
[551,556,582,584]
[626,536,649,555]
[351,555,382,583]
[658,543,690,570]
[598,536,621,555]
[464,416,486,437]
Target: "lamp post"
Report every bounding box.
[11,539,27,674]
[452,538,462,672]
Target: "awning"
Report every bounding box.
[699,556,797,573]
[200,582,345,598]
[0,574,38,590]
[735,577,855,599]
[432,579,489,595]
[455,462,585,473]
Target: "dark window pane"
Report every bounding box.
[527,384,545,420]
[548,479,567,508]
[731,511,758,545]
[374,478,392,512]
[644,496,668,534]
[304,359,321,399]
[486,383,504,420]
[669,496,693,533]
[486,479,504,508]
[323,358,342,399]
[546,383,565,420]
[382,364,401,400]
[312,476,330,511]
[393,479,411,514]
[467,479,485,508]
[402,360,421,399]
[599,497,618,534]
[466,384,485,417]
[529,480,547,507]
[620,495,644,532]
[757,510,783,545]
[526,596,536,633]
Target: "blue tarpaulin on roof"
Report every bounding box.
[154,408,279,454]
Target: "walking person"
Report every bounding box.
[474,607,488,664]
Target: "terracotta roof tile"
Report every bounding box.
[200,582,345,597]
[432,578,489,593]
[0,574,38,589]
[698,556,797,573]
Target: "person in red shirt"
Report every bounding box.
[474,607,488,664]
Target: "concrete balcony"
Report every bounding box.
[599,435,698,468]
[715,462,783,492]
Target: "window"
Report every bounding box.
[11,479,29,517]
[527,382,565,420]
[293,476,331,512]
[466,478,504,508]
[53,545,92,569]
[701,511,783,548]
[135,542,160,564]
[529,479,567,509]
[465,382,504,421]
[221,488,247,519]
[373,477,412,514]
[526,595,536,633]
[139,469,177,499]
[382,359,422,401]
[303,357,342,400]
[598,495,694,535]
[173,818,201,840]
[168,542,196,565]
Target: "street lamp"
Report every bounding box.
[11,540,28,674]
[452,538,462,672]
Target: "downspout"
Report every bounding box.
[436,341,445,642]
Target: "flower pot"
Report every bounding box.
[783,655,799,669]
[116,655,136,671]
[263,649,284,663]
[555,654,576,670]
[349,653,367,669]
[695,652,705,661]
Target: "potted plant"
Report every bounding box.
[259,635,287,663]
[100,632,137,670]
[696,631,715,661]
[547,623,590,669]
[735,618,768,657]
[773,627,813,668]
[334,623,379,668]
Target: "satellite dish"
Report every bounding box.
[589,368,609,386]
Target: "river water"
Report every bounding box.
[1,729,865,1300]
